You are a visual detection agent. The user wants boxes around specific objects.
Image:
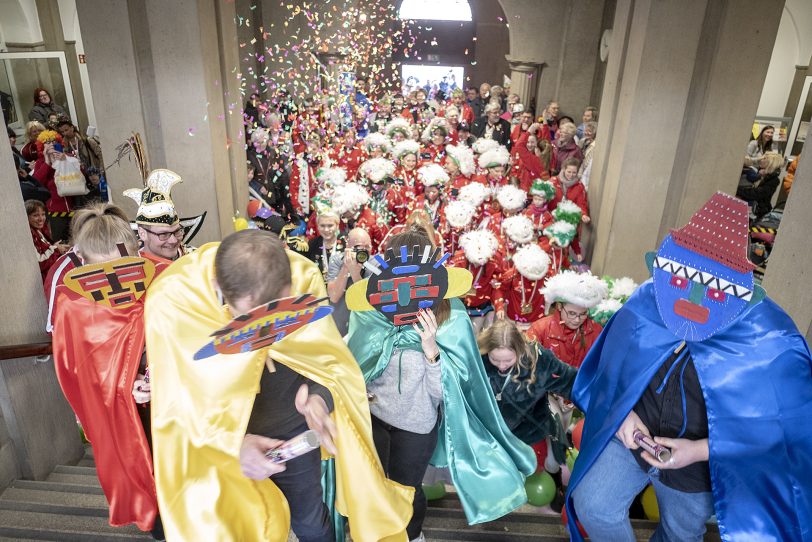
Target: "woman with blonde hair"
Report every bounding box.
[737,151,784,219]
[380,209,444,249]
[51,202,166,539]
[21,120,46,162]
[479,319,577,509]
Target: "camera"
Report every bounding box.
[353,248,370,264]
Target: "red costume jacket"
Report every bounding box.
[33,159,72,212]
[451,249,508,311]
[523,204,555,235]
[31,226,61,280]
[448,173,475,198]
[526,309,603,369]
[502,268,548,324]
[551,178,590,218]
[421,142,447,164]
[368,186,408,228]
[394,166,423,198]
[349,206,388,252]
[513,132,554,192]
[328,144,364,180]
[291,112,323,155]
[410,195,445,231]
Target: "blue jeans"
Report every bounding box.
[571,437,714,542]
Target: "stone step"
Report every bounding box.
[52,465,97,477]
[0,486,109,515]
[43,472,100,487]
[10,480,104,496]
[0,510,150,541]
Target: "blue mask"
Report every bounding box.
[646,192,763,342]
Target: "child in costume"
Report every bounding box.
[384,117,413,144]
[328,128,364,180]
[452,228,509,332]
[441,198,476,255]
[528,270,607,369]
[501,213,536,263]
[411,163,449,230]
[331,182,388,252]
[420,118,450,163]
[145,230,414,542]
[494,185,529,238]
[392,139,422,196]
[363,132,392,160]
[540,220,577,274]
[444,143,476,198]
[551,157,589,262]
[51,203,166,539]
[503,243,552,327]
[566,192,812,542]
[346,230,536,541]
[478,319,577,495]
[359,158,406,228]
[524,179,556,236]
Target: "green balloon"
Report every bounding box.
[525,471,556,506]
[422,482,447,501]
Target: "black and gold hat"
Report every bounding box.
[124,169,182,226]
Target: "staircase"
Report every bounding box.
[0,450,721,541]
[423,492,722,542]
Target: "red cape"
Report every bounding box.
[51,259,167,531]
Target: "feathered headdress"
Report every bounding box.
[358,158,396,184]
[512,244,551,281]
[421,117,450,143]
[472,138,499,156]
[459,229,499,266]
[417,163,450,188]
[541,270,609,311]
[530,179,556,200]
[478,145,510,170]
[363,132,391,153]
[607,276,638,302]
[384,118,412,139]
[445,144,476,176]
[543,220,577,247]
[331,182,370,216]
[502,215,535,245]
[496,185,528,212]
[444,200,476,230]
[392,140,420,160]
[553,200,583,225]
[458,182,490,208]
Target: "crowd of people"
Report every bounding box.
[16,75,812,542]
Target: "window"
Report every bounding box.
[398,0,472,22]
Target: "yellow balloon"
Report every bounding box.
[233,217,249,231]
[641,484,659,522]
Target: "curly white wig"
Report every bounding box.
[458,182,490,208]
[445,143,476,177]
[496,185,527,212]
[444,200,476,229]
[358,158,396,184]
[417,163,450,188]
[512,244,551,281]
[541,270,609,311]
[459,229,499,266]
[502,215,535,245]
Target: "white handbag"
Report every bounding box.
[53,156,89,197]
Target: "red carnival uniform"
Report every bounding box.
[451,249,509,313]
[329,144,365,180]
[502,268,548,324]
[526,309,603,369]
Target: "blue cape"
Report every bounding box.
[565,281,812,542]
[347,298,537,524]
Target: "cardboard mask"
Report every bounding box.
[346,245,473,326]
[194,294,333,360]
[646,192,764,342]
[63,247,156,309]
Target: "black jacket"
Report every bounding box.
[483,345,576,458]
[471,117,512,149]
[736,170,780,218]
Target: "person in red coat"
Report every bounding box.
[331,182,388,252]
[513,123,556,192]
[360,158,406,228]
[528,270,607,369]
[445,143,476,198]
[392,139,422,198]
[420,118,450,164]
[26,199,68,281]
[329,128,365,180]
[440,199,476,255]
[450,88,475,126]
[551,157,590,261]
[524,179,556,236]
[410,167,448,232]
[493,185,528,240]
[510,111,535,147]
[502,243,551,328]
[452,229,509,332]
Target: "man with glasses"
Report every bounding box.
[124,169,189,262]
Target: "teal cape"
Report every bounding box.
[348,298,537,524]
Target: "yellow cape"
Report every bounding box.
[145,243,413,541]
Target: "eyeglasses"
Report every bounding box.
[562,309,589,320]
[142,227,184,241]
